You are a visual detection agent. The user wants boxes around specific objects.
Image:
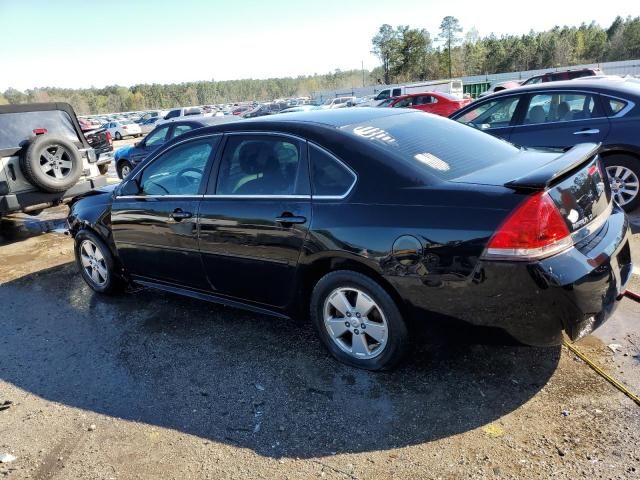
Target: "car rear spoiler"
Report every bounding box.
[504,143,601,191]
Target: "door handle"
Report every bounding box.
[169,209,193,221]
[275,215,307,225]
[573,129,600,135]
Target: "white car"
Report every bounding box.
[320,96,356,109]
[103,121,142,140]
[139,117,164,134]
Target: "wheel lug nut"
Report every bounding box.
[346,312,351,317]
[354,329,359,335]
[345,321,350,327]
[355,313,361,318]
[361,323,366,329]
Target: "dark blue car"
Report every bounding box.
[450,78,640,211]
[114,116,239,178]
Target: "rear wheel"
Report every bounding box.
[603,154,640,212]
[74,230,123,294]
[114,132,122,141]
[98,163,109,175]
[310,270,408,370]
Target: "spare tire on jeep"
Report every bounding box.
[20,134,83,193]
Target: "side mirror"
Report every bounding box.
[119,178,141,196]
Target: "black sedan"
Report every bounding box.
[67,108,633,370]
[450,78,640,211]
[114,116,238,178]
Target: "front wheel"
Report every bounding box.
[117,160,133,179]
[310,271,409,370]
[74,230,124,294]
[114,132,122,141]
[603,154,640,212]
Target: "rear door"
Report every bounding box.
[111,135,221,289]
[509,90,610,149]
[198,133,311,308]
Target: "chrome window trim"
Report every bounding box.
[459,88,631,130]
[224,131,306,142]
[201,194,311,200]
[308,142,358,200]
[117,194,204,200]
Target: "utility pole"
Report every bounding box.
[448,35,452,79]
[361,60,365,87]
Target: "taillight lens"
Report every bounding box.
[484,191,572,260]
[106,131,113,145]
[33,128,48,135]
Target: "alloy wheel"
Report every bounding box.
[39,145,72,179]
[323,287,388,359]
[121,164,131,178]
[606,165,639,207]
[79,239,109,287]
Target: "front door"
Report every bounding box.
[129,124,171,165]
[509,91,611,149]
[112,136,221,289]
[198,134,311,308]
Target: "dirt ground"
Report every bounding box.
[0,206,639,480]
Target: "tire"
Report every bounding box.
[310,270,409,370]
[602,154,640,212]
[98,163,109,175]
[114,132,122,141]
[20,134,83,193]
[74,229,124,294]
[117,160,133,179]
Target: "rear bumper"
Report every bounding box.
[0,176,108,214]
[96,151,114,166]
[389,205,633,346]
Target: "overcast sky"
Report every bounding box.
[0,0,637,91]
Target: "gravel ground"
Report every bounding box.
[0,207,638,479]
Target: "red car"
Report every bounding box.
[384,92,472,117]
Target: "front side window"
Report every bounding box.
[393,98,414,108]
[216,136,302,196]
[455,96,520,130]
[375,90,390,100]
[165,110,180,119]
[310,145,356,197]
[138,138,215,196]
[524,92,602,124]
[145,125,170,147]
[392,88,402,97]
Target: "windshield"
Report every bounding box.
[341,112,519,181]
[0,110,79,149]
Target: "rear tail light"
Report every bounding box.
[106,131,113,145]
[122,125,128,129]
[33,128,48,135]
[484,191,572,260]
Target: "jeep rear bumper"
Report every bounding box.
[0,176,108,215]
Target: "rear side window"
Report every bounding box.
[392,88,402,97]
[310,144,356,197]
[343,113,519,181]
[0,111,79,149]
[606,97,627,115]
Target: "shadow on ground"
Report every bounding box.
[0,262,560,458]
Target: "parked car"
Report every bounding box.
[232,105,254,115]
[450,78,640,211]
[241,104,275,118]
[320,97,356,109]
[383,92,472,117]
[139,117,164,135]
[113,116,239,178]
[479,80,523,97]
[0,103,107,217]
[163,106,203,122]
[521,68,603,86]
[103,120,142,140]
[68,108,632,370]
[279,105,321,113]
[80,123,114,175]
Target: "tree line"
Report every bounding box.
[371,15,640,84]
[1,15,639,115]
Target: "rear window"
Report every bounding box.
[342,112,519,181]
[0,110,79,150]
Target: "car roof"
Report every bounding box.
[238,107,407,128]
[479,78,640,100]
